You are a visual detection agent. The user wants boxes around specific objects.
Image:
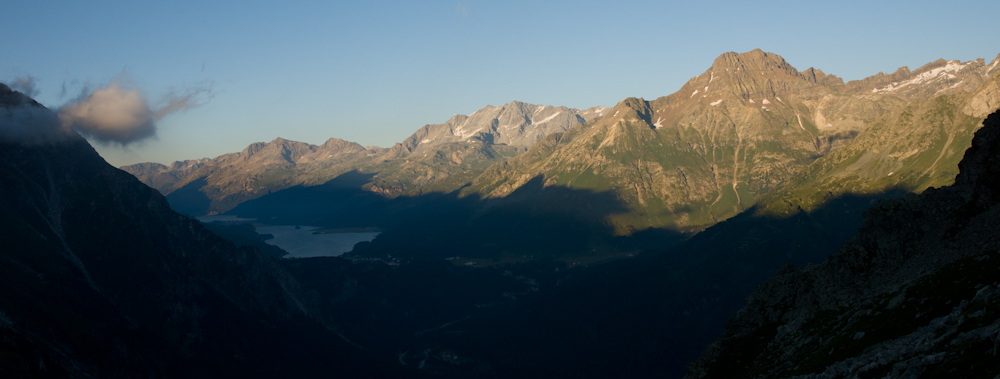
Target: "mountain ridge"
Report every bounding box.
[0,83,405,377]
[458,50,1000,235]
[124,100,603,215]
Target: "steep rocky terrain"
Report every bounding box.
[686,110,1000,379]
[0,84,403,378]
[757,70,1000,217]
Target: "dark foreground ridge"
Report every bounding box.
[687,109,1000,378]
[0,84,409,377]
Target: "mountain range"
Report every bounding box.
[5,47,1000,378]
[123,102,606,216]
[126,50,1000,245]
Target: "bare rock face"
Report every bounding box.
[401,101,605,151]
[963,68,1000,118]
[686,110,1000,379]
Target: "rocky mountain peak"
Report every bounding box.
[1,83,38,108]
[710,49,799,77]
[799,67,845,86]
[609,97,653,125]
[240,141,269,157]
[320,137,366,153]
[672,49,818,102]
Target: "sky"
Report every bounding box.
[3,0,999,167]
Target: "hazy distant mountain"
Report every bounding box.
[120,158,211,193]
[389,101,607,152]
[163,137,378,215]
[122,101,602,215]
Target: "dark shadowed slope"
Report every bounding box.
[0,83,407,378]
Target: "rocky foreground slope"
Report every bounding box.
[686,110,1000,378]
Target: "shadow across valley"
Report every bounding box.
[213,170,911,378]
[226,172,690,262]
[450,189,911,379]
[164,176,211,216]
[224,170,392,228]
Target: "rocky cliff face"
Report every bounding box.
[0,84,396,377]
[686,109,1000,379]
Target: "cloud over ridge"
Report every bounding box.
[58,78,212,145]
[2,76,212,146]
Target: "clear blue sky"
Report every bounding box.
[4,0,998,166]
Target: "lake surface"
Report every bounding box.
[255,225,379,258]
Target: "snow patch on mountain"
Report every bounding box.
[871,60,970,94]
[532,111,562,125]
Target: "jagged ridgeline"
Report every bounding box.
[687,110,1000,378]
[465,50,1000,234]
[123,102,607,216]
[123,50,1000,262]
